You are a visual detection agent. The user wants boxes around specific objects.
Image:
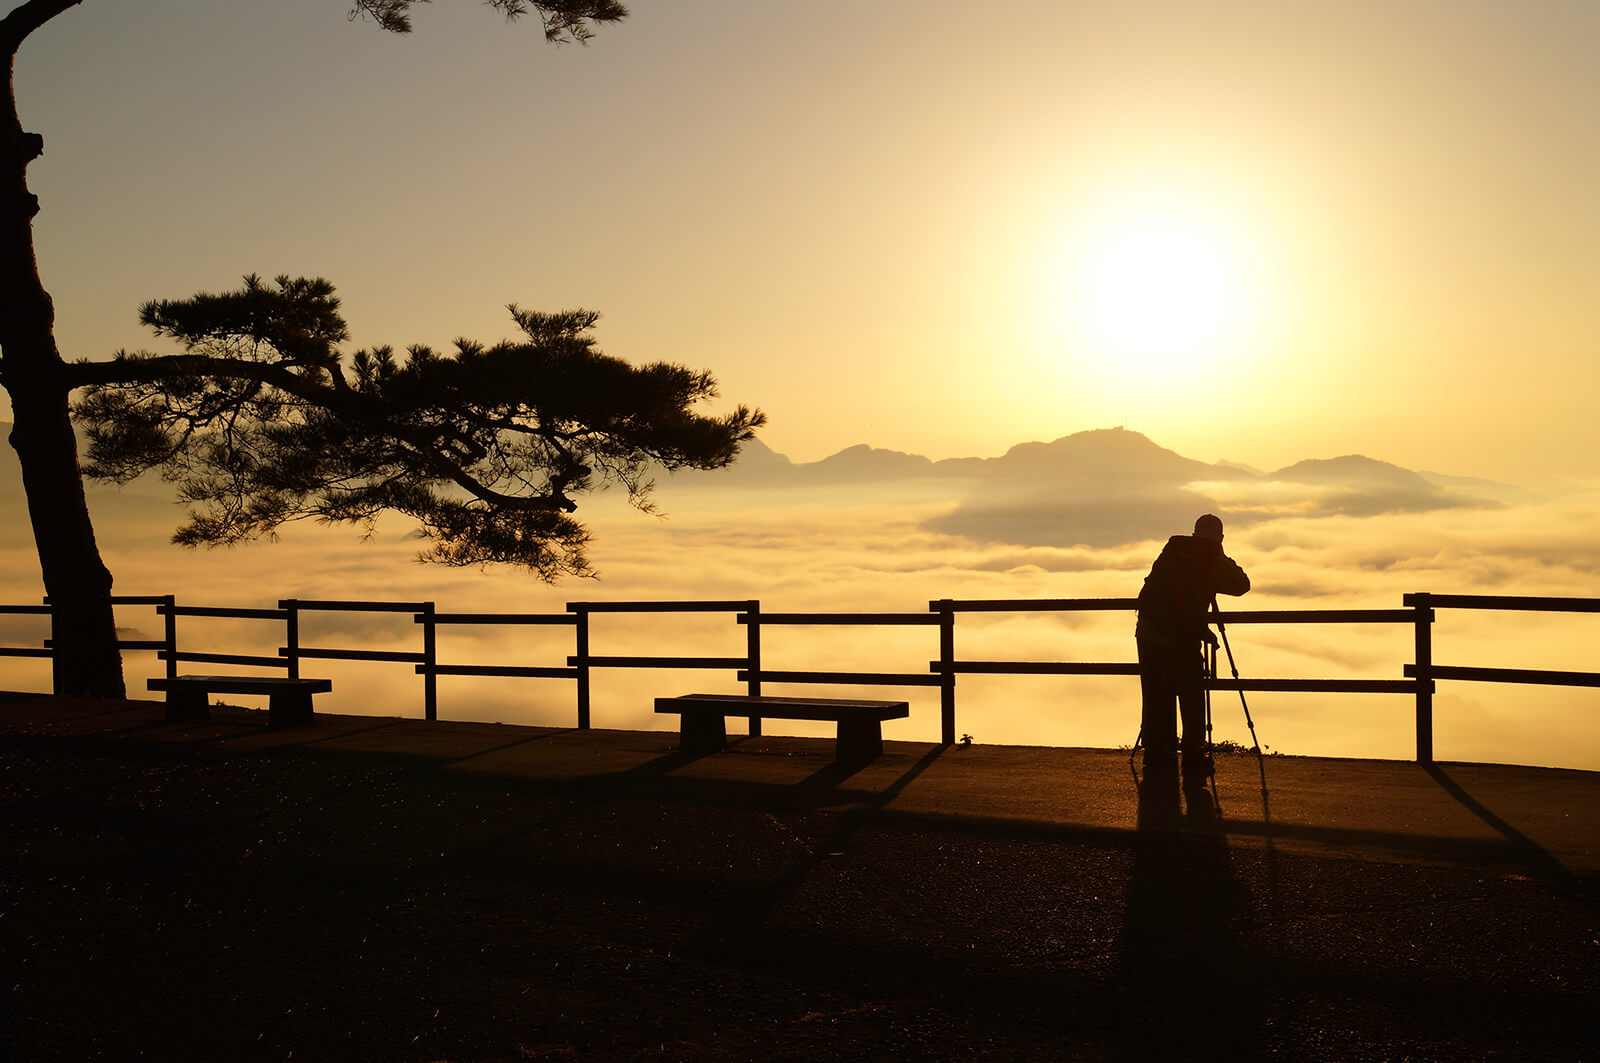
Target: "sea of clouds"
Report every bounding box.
[3,458,1597,771]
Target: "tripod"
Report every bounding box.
[1212,599,1275,829]
[1129,599,1262,765]
[1210,598,1263,757]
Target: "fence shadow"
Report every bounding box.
[1424,763,1574,884]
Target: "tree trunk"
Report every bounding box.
[2,31,124,697]
[6,383,124,697]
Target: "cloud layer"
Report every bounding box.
[3,427,1596,770]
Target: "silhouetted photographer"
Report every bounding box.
[1135,514,1250,793]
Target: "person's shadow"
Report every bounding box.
[1112,767,1264,1060]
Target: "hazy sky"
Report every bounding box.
[11,0,1599,481]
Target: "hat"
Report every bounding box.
[1193,514,1224,541]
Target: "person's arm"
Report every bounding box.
[1212,554,1250,597]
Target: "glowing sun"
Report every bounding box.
[1043,194,1266,378]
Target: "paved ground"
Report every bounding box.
[2,692,1597,1061]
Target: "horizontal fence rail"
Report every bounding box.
[739,670,946,686]
[1200,609,1417,624]
[1408,665,1600,689]
[429,613,577,626]
[941,662,1142,676]
[1402,592,1600,761]
[1,603,56,658]
[575,656,752,669]
[156,599,288,678]
[740,612,944,626]
[3,592,1595,762]
[1409,594,1600,613]
[570,601,756,613]
[941,598,1140,612]
[418,612,580,705]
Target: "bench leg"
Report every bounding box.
[268,690,314,729]
[679,713,727,755]
[165,688,210,723]
[836,719,883,762]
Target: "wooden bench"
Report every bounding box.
[148,675,333,728]
[654,693,909,762]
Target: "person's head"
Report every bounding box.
[1193,513,1224,543]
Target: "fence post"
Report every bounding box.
[420,601,437,722]
[42,596,61,694]
[934,598,956,746]
[162,594,177,681]
[744,600,762,737]
[280,598,300,679]
[571,604,591,730]
[1409,592,1434,763]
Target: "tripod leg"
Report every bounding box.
[1211,600,1264,758]
[1206,641,1215,767]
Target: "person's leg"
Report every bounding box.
[1137,636,1178,766]
[1176,644,1211,789]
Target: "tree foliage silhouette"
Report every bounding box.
[349,0,627,41]
[0,2,630,696]
[75,275,761,580]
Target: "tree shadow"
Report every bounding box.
[694,744,951,947]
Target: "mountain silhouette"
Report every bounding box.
[689,426,1243,487]
[924,431,1219,547]
[695,437,983,483]
[1262,455,1480,518]
[807,443,938,482]
[934,434,1505,547]
[3,421,1511,553]
[1270,454,1433,489]
[983,427,1254,486]
[658,425,1507,549]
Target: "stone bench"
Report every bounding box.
[148,675,332,729]
[654,693,909,762]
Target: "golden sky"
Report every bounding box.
[11,0,1599,481]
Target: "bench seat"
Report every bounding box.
[654,693,909,762]
[148,675,332,728]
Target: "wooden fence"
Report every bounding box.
[4,592,1597,763]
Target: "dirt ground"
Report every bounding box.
[2,702,1597,1062]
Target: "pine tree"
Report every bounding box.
[1,2,636,696]
[74,275,762,581]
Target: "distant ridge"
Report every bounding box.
[688,426,1506,498]
[699,426,1236,486]
[2,420,1523,552]
[652,425,1518,548]
[984,427,1243,485]
[1268,454,1434,489]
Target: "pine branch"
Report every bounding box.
[0,0,82,55]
